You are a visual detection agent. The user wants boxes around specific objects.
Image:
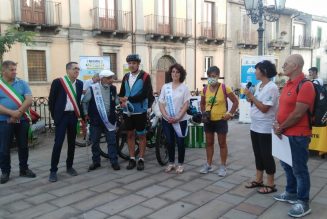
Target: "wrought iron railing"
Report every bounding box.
[16,1,61,26]
[144,14,191,37]
[292,35,321,48]
[91,8,132,32]
[198,22,225,40]
[31,97,54,130]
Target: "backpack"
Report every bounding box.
[297,79,327,127]
[125,70,155,108]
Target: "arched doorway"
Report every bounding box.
[156,55,176,92]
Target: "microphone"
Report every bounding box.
[246,81,252,89]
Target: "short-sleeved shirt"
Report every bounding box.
[202,84,232,121]
[250,81,279,134]
[159,82,191,121]
[0,78,32,121]
[277,73,315,136]
[83,79,93,91]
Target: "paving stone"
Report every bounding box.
[204,184,229,194]
[185,199,233,219]
[114,172,149,184]
[119,205,153,219]
[90,181,120,193]
[34,206,80,219]
[136,185,170,198]
[245,193,276,208]
[213,180,237,190]
[312,194,327,205]
[25,193,57,205]
[50,190,96,207]
[96,194,146,215]
[109,187,130,195]
[0,209,10,217]
[123,178,157,191]
[173,171,200,182]
[229,183,256,197]
[178,178,212,192]
[159,189,191,201]
[78,210,108,219]
[222,209,257,219]
[141,198,169,210]
[3,200,32,213]
[158,178,185,188]
[147,201,196,219]
[7,203,57,219]
[236,203,266,216]
[182,190,218,206]
[217,193,245,205]
[0,193,26,205]
[257,202,292,219]
[223,172,249,184]
[22,181,70,196]
[106,215,127,219]
[73,192,119,211]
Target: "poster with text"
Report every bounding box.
[79,56,110,81]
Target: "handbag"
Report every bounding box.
[30,109,40,124]
[202,84,220,123]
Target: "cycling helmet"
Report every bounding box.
[126,54,141,63]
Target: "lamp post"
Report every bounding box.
[244,0,286,55]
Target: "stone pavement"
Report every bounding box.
[1,121,327,219]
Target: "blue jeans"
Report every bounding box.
[280,136,311,202]
[162,119,187,164]
[90,125,118,165]
[0,121,30,174]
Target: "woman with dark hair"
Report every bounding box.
[158,63,190,174]
[244,60,279,194]
[199,66,239,177]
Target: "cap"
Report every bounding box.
[99,69,115,78]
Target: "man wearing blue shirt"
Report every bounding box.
[0,60,36,184]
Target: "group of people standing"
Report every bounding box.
[0,53,317,218]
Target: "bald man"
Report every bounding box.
[273,54,315,217]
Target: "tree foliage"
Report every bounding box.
[0,26,35,63]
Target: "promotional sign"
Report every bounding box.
[239,55,276,123]
[79,56,110,81]
[309,126,327,153]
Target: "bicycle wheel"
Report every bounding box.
[116,131,139,160]
[99,134,109,158]
[155,122,169,166]
[75,134,91,147]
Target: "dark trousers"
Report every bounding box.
[250,130,276,175]
[162,119,187,164]
[0,120,30,174]
[50,112,77,172]
[90,125,118,165]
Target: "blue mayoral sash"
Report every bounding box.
[91,83,116,131]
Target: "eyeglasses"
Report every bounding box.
[72,67,80,71]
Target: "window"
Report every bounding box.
[204,56,213,77]
[158,0,170,23]
[317,27,322,43]
[27,50,47,82]
[98,0,116,30]
[316,58,321,72]
[103,53,117,77]
[203,1,214,38]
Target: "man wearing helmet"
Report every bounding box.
[119,54,154,170]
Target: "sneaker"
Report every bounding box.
[88,163,101,172]
[48,172,57,182]
[111,163,121,171]
[288,201,311,218]
[176,165,184,174]
[20,169,36,178]
[137,159,144,171]
[66,167,78,176]
[273,191,297,204]
[217,165,227,177]
[0,173,10,184]
[126,159,136,170]
[165,163,176,173]
[199,163,213,174]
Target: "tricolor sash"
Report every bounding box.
[91,83,116,131]
[0,77,31,121]
[165,83,188,137]
[59,75,80,117]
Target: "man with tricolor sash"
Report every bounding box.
[48,62,83,182]
[82,69,120,171]
[0,60,36,184]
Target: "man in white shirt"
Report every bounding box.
[83,73,100,94]
[309,67,324,86]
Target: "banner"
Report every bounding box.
[79,56,110,81]
[239,55,276,123]
[309,126,327,153]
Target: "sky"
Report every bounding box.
[285,0,327,17]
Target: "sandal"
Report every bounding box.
[257,185,277,194]
[245,181,264,189]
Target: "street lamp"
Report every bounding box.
[244,0,286,55]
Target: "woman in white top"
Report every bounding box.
[244,60,279,194]
[159,63,191,174]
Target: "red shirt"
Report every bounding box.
[277,73,315,136]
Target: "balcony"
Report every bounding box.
[292,35,321,49]
[237,30,257,49]
[91,8,132,38]
[144,15,191,42]
[14,0,61,32]
[197,22,225,45]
